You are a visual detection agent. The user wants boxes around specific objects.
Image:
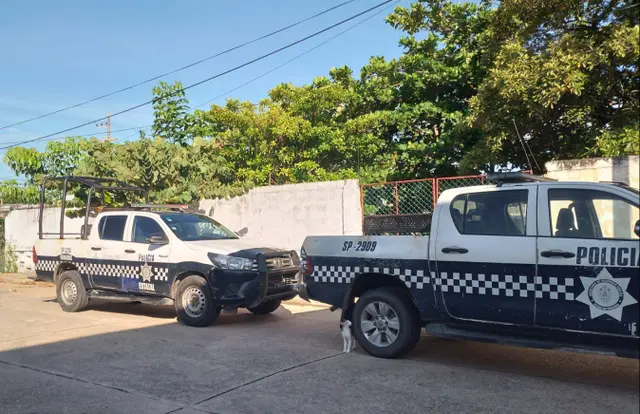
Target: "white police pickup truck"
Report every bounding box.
[33,176,299,327]
[297,173,640,358]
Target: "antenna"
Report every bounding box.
[512,119,541,173]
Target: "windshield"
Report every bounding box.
[159,213,238,241]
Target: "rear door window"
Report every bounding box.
[449,190,529,236]
[98,215,127,241]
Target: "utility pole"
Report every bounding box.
[96,112,111,141]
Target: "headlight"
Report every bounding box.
[208,253,253,271]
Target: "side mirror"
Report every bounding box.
[236,227,248,237]
[147,234,168,245]
[635,220,640,238]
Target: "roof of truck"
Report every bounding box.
[442,173,640,197]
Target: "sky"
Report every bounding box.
[0,0,410,180]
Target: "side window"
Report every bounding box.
[507,200,527,235]
[450,190,528,236]
[549,189,639,240]
[132,216,166,244]
[98,215,127,241]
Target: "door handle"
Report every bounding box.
[124,249,136,254]
[441,246,469,254]
[91,247,101,251]
[541,250,575,258]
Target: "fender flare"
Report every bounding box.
[338,272,418,325]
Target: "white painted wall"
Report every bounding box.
[545,155,639,189]
[199,179,363,252]
[5,207,84,272]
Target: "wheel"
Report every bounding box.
[352,287,421,358]
[247,299,282,315]
[56,270,89,312]
[175,275,220,327]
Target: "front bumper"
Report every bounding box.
[207,250,300,307]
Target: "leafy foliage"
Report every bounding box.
[468,0,640,170]
[152,81,195,146]
[0,181,40,204]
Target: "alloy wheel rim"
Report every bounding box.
[360,301,401,347]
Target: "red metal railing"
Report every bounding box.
[360,171,532,219]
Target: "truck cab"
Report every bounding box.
[298,173,640,358]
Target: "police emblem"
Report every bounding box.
[576,268,637,321]
[140,263,154,282]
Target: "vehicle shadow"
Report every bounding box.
[41,297,296,321]
[407,333,640,391]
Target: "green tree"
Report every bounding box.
[348,0,495,178]
[0,180,40,204]
[4,137,88,183]
[197,72,388,186]
[468,0,640,170]
[152,81,195,146]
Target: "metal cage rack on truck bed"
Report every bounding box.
[38,176,151,240]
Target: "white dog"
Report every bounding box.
[340,320,356,353]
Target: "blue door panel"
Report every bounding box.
[434,262,536,325]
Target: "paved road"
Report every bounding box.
[0,276,638,414]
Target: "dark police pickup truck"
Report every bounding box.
[297,173,640,359]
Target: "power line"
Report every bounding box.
[3,0,399,148]
[0,125,151,146]
[192,0,400,111]
[0,0,357,132]
[0,0,394,151]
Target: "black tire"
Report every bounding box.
[247,299,282,315]
[55,270,89,312]
[175,275,220,327]
[352,287,421,359]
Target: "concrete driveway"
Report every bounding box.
[0,275,638,414]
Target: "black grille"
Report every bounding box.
[268,273,297,288]
[251,254,295,272]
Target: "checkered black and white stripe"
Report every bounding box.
[154,267,169,282]
[434,272,536,297]
[534,276,574,301]
[77,262,140,278]
[311,265,430,290]
[35,258,170,282]
[35,260,58,273]
[433,272,574,300]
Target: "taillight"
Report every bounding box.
[301,254,312,276]
[300,248,312,276]
[32,246,38,264]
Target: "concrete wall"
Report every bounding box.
[545,155,639,189]
[199,179,363,251]
[5,207,84,273]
